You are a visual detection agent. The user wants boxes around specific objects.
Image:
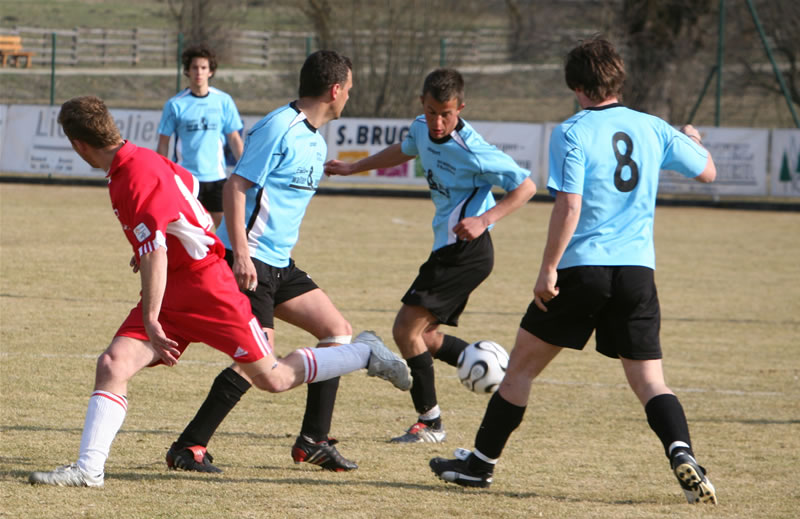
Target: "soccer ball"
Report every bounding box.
[457,341,509,394]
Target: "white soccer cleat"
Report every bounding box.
[359,330,412,391]
[29,463,104,487]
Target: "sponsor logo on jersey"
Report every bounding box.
[289,165,318,191]
[133,222,152,242]
[234,346,249,358]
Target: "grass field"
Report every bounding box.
[1,183,799,518]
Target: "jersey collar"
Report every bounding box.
[107,140,137,178]
[585,102,624,111]
[290,101,318,133]
[429,118,465,144]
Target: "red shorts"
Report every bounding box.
[116,256,272,365]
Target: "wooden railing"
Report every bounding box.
[0,27,512,68]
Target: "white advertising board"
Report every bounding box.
[659,127,769,196]
[769,129,800,197]
[0,105,163,177]
[323,117,544,186]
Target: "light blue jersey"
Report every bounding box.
[216,102,325,267]
[157,87,243,182]
[547,104,708,269]
[402,117,531,251]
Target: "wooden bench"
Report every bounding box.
[0,35,34,68]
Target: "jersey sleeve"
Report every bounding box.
[232,122,285,186]
[222,94,244,135]
[661,126,709,178]
[472,142,531,191]
[120,172,178,260]
[401,118,423,157]
[546,124,585,196]
[157,99,177,136]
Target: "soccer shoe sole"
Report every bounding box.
[360,331,412,391]
[674,461,717,504]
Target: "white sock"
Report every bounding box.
[419,405,441,421]
[298,342,370,383]
[77,391,128,476]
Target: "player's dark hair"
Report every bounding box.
[298,50,352,98]
[182,44,218,75]
[58,96,122,148]
[422,68,465,105]
[564,37,625,103]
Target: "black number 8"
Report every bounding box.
[612,132,639,192]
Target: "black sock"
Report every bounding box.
[175,367,251,448]
[407,351,438,417]
[434,335,470,367]
[300,377,339,443]
[473,391,526,463]
[645,393,693,459]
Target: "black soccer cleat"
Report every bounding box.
[671,451,717,504]
[291,435,358,472]
[430,449,493,488]
[166,442,222,473]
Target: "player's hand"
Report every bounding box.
[129,255,139,274]
[324,159,354,176]
[145,320,180,366]
[680,124,702,143]
[533,268,559,312]
[232,253,258,292]
[453,215,489,241]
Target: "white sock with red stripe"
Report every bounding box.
[77,390,128,477]
[298,343,370,383]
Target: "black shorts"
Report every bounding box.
[519,266,661,360]
[197,179,227,213]
[224,251,318,329]
[401,231,494,326]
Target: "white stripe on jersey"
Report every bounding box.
[137,230,168,258]
[450,130,470,152]
[246,188,270,254]
[166,213,214,260]
[445,198,469,246]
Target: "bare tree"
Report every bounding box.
[616,0,716,122]
[299,0,485,118]
[167,0,247,59]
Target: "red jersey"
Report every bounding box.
[107,141,225,271]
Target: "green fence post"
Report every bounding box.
[176,33,183,93]
[440,38,446,67]
[305,36,312,57]
[715,0,725,127]
[50,32,56,106]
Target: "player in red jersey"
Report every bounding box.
[28,96,411,488]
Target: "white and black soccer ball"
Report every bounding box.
[457,340,509,394]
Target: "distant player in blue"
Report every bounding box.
[325,68,537,444]
[162,50,393,474]
[430,38,718,505]
[157,45,244,229]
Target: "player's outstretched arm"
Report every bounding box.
[680,124,716,183]
[324,143,413,176]
[138,247,180,365]
[453,177,537,241]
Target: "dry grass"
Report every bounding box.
[1,183,799,518]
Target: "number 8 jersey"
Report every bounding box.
[107,141,226,271]
[547,103,709,269]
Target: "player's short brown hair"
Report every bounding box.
[564,37,625,103]
[182,44,218,75]
[298,50,352,98]
[422,68,465,105]
[58,96,122,148]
